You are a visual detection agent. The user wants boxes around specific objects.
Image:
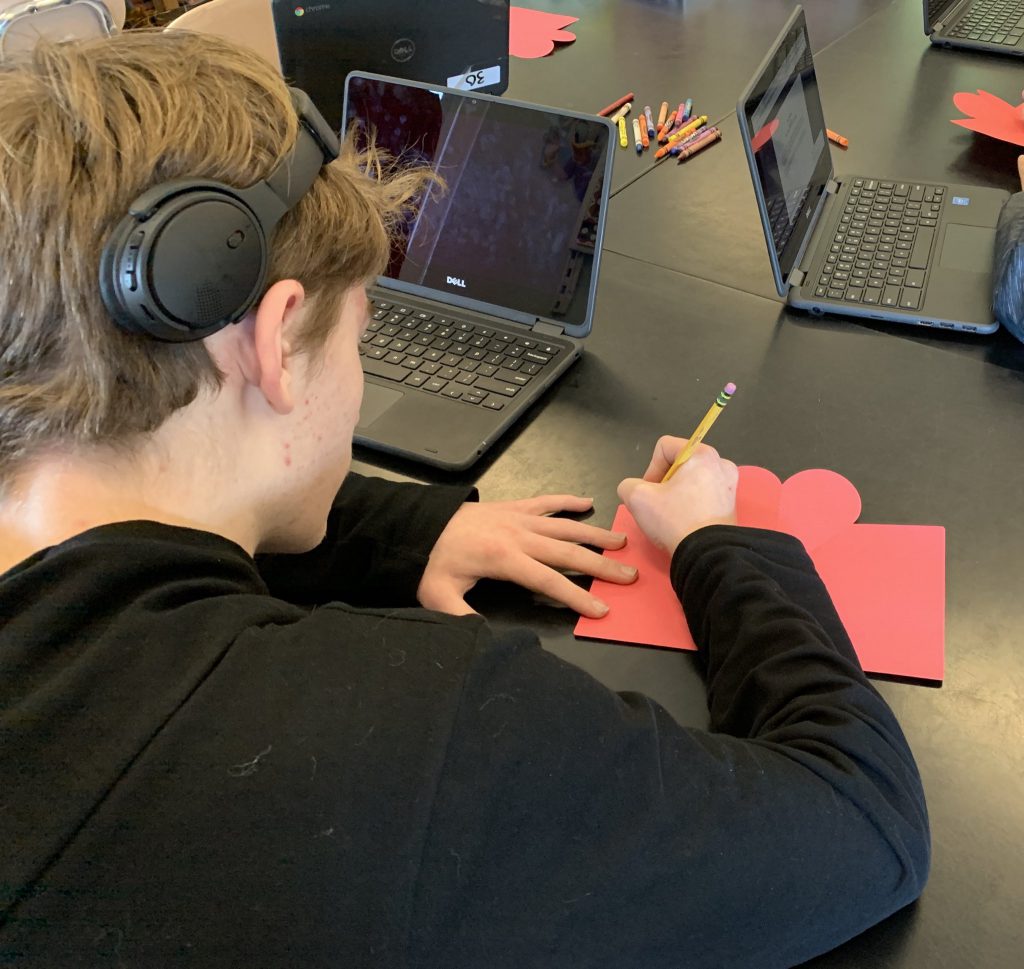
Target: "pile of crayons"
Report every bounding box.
[597,92,721,163]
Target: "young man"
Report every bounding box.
[0,32,929,968]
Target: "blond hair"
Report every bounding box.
[0,30,429,481]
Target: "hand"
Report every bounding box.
[417,495,637,618]
[618,436,739,555]
[1018,152,1024,190]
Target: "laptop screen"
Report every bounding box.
[924,0,958,26]
[738,7,832,291]
[344,74,612,334]
[273,0,509,133]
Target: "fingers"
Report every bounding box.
[505,553,612,617]
[516,493,595,517]
[521,532,638,585]
[530,515,627,550]
[1018,154,1024,192]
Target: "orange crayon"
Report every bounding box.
[827,128,849,148]
[659,110,677,142]
[657,101,669,129]
[639,119,650,150]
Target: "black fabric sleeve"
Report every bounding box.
[408,526,930,969]
[255,473,477,607]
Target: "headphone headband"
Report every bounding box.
[99,87,340,342]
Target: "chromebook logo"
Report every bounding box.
[293,6,303,14]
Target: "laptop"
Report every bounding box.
[923,0,1024,55]
[738,5,1008,334]
[343,72,615,470]
[272,0,509,134]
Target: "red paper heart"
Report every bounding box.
[951,89,1024,146]
[510,7,579,59]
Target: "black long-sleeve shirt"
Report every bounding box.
[0,474,929,968]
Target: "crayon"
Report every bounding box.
[661,383,737,483]
[639,117,651,150]
[827,128,849,148]
[676,125,722,161]
[668,125,719,156]
[618,115,628,148]
[657,101,669,130]
[632,117,643,154]
[598,92,634,117]
[659,110,677,142]
[664,114,708,146]
[643,105,655,137]
[609,102,632,123]
[682,97,693,121]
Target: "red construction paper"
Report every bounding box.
[510,6,579,58]
[574,467,946,681]
[951,89,1024,146]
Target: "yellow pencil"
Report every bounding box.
[661,382,737,483]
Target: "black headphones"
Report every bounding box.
[99,87,340,342]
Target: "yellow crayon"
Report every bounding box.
[665,114,708,147]
[618,115,628,148]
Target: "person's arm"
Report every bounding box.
[407,440,928,968]
[409,526,929,969]
[256,473,475,607]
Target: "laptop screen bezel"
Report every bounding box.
[342,71,615,339]
[735,5,834,297]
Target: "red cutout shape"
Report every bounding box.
[951,89,1024,146]
[510,6,579,59]
[575,467,946,681]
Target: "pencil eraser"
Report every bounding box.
[724,382,737,395]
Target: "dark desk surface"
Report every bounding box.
[355,2,1024,965]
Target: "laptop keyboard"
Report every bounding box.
[813,179,944,311]
[359,299,564,410]
[948,0,1024,43]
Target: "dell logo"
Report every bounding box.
[391,38,416,63]
[446,275,466,288]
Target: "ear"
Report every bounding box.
[240,280,306,416]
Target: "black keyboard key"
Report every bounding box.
[496,369,531,386]
[476,363,498,377]
[483,398,505,411]
[441,387,463,400]
[904,269,926,289]
[384,351,404,365]
[362,357,408,382]
[424,377,447,393]
[881,285,901,307]
[909,227,935,270]
[438,366,458,380]
[474,377,522,397]
[899,290,921,310]
[462,393,485,405]
[405,371,428,387]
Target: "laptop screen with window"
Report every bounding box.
[739,9,833,285]
[344,74,612,332]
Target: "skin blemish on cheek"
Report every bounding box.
[283,440,292,467]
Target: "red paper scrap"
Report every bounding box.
[951,89,1024,146]
[574,467,946,681]
[510,6,579,59]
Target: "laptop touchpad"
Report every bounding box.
[358,384,404,428]
[940,224,995,273]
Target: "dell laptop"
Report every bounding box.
[739,5,1008,333]
[924,0,1024,55]
[273,0,510,134]
[344,72,615,470]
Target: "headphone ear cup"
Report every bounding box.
[100,189,269,342]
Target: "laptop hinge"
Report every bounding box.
[532,320,565,336]
[825,176,840,195]
[790,268,806,287]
